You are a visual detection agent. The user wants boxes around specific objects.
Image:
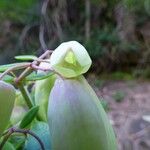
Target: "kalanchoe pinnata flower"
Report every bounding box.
[47,41,117,150]
[50,41,92,78]
[0,81,16,135]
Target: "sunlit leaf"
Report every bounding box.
[3,141,15,150]
[15,55,37,61]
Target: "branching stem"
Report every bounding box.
[0,128,45,150]
[16,50,52,83]
[0,63,31,80]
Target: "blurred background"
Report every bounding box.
[0,0,150,149]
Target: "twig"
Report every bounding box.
[54,12,64,42]
[16,50,52,83]
[1,130,9,137]
[34,58,50,63]
[129,125,150,140]
[25,130,45,150]
[19,24,38,48]
[31,64,52,72]
[0,128,45,150]
[41,0,49,16]
[0,63,31,80]
[0,129,13,149]
[41,0,51,39]
[39,24,47,50]
[31,64,63,79]
[40,0,50,50]
[85,0,91,42]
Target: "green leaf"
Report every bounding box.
[25,72,54,81]
[3,141,15,150]
[0,63,20,72]
[2,75,14,83]
[15,55,37,61]
[24,121,51,150]
[19,106,39,128]
[8,135,26,150]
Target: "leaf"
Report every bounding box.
[15,55,37,61]
[2,75,14,83]
[25,72,54,81]
[19,106,39,128]
[8,135,26,150]
[0,63,20,72]
[3,141,15,150]
[24,121,51,150]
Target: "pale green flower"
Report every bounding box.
[50,41,92,78]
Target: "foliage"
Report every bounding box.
[0,0,39,23]
[123,0,150,16]
[0,0,149,76]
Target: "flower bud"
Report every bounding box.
[50,41,92,78]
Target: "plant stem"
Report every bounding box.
[17,83,42,121]
[0,129,13,149]
[0,63,31,80]
[16,50,52,83]
[0,128,45,150]
[17,83,33,108]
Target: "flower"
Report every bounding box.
[50,41,92,78]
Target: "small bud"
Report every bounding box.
[50,41,92,78]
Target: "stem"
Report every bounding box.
[0,128,45,150]
[0,129,13,149]
[25,130,45,150]
[31,64,53,72]
[17,82,42,121]
[16,50,52,83]
[85,0,91,42]
[0,63,31,80]
[17,83,33,108]
[34,58,51,63]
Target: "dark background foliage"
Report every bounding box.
[0,0,149,77]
